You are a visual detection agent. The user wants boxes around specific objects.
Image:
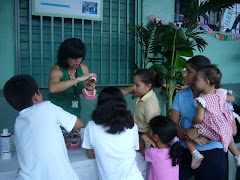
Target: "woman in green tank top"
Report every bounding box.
[48,38,95,120]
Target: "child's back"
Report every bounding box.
[4,75,83,180]
[15,101,78,180]
[144,116,181,180]
[82,87,143,180]
[145,148,179,180]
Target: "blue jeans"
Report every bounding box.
[179,147,226,180]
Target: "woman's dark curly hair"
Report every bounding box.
[150,116,182,166]
[92,87,134,134]
[57,38,86,68]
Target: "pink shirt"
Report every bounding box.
[145,148,179,180]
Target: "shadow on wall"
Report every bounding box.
[0,88,166,134]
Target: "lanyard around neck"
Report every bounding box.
[67,68,78,100]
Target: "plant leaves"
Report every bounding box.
[149,64,168,75]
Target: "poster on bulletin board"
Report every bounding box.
[32,0,103,21]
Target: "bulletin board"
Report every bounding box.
[32,0,103,21]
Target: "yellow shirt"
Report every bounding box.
[133,90,161,133]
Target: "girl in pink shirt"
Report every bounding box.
[143,116,181,180]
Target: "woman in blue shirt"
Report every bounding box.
[171,55,226,180]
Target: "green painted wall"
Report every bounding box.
[142,0,174,24]
[0,0,15,89]
[195,34,240,84]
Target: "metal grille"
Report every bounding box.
[15,0,140,88]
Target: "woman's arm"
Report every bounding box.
[192,103,205,124]
[49,65,92,93]
[171,109,188,139]
[171,109,209,145]
[87,149,95,159]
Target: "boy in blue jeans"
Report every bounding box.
[4,75,83,180]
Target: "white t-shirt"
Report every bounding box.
[82,121,143,180]
[14,101,79,180]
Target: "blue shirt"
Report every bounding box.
[171,86,223,151]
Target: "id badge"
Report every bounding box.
[71,100,78,108]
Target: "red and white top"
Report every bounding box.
[194,89,234,152]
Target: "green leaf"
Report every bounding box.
[177,47,193,57]
[149,64,168,75]
[175,56,187,71]
[177,28,187,40]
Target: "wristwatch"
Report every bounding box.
[198,129,203,135]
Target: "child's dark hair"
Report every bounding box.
[135,69,162,88]
[198,65,222,88]
[4,75,40,111]
[92,87,134,134]
[150,116,182,166]
[57,38,86,68]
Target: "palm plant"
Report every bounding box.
[150,22,209,116]
[128,0,239,116]
[129,20,207,116]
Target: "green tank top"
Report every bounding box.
[48,66,85,117]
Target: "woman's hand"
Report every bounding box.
[142,134,156,148]
[86,81,96,91]
[186,128,199,140]
[76,73,92,83]
[193,136,210,146]
[186,128,210,146]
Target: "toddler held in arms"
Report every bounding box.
[185,65,240,169]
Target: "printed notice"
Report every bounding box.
[33,0,102,21]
